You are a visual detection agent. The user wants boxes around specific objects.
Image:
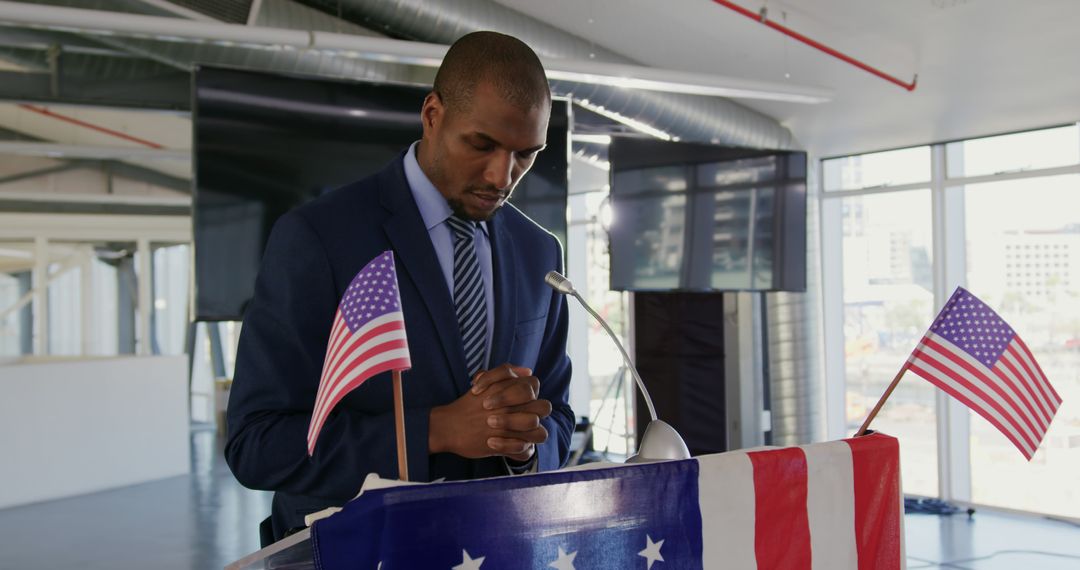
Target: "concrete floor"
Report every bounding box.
[0,430,1078,569]
[0,428,270,570]
[905,508,1080,569]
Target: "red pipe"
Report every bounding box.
[16,103,166,148]
[711,0,918,92]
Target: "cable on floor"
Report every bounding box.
[904,497,975,518]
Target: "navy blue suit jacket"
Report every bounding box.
[224,155,574,538]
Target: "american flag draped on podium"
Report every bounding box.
[906,287,1061,459]
[311,434,904,569]
[307,250,412,456]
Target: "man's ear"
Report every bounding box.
[420,91,444,134]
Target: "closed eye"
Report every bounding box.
[518,145,546,160]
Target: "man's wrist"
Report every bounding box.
[505,453,537,474]
[428,405,449,454]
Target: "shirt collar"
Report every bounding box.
[403,141,451,232]
[403,141,490,236]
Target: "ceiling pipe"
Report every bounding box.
[711,0,918,91]
[0,0,417,108]
[0,0,829,105]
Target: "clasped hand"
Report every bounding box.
[429,364,551,462]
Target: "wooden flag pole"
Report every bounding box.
[854,362,911,437]
[392,369,409,481]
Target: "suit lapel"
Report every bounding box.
[377,160,469,390]
[488,213,517,370]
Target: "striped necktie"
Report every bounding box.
[446,215,488,376]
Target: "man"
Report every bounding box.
[225,31,575,543]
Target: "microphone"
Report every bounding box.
[543,271,576,295]
[545,270,690,463]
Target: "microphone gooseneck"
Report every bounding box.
[544,270,658,423]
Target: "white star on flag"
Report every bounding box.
[638,535,664,569]
[452,549,484,570]
[548,546,577,570]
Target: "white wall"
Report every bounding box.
[0,355,189,509]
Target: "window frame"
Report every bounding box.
[820,122,1080,505]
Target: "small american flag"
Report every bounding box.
[307,250,411,456]
[907,287,1061,459]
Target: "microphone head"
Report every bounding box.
[544,271,576,295]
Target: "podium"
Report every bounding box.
[227,528,313,570]
[227,433,903,570]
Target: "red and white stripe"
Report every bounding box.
[907,331,1061,460]
[306,310,411,456]
[698,433,904,570]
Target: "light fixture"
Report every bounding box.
[570,134,613,145]
[575,100,675,141]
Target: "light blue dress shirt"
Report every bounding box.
[403,143,539,473]
[403,142,495,371]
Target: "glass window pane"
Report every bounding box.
[947,124,1080,179]
[964,173,1080,518]
[0,273,18,358]
[89,253,120,356]
[45,242,89,356]
[841,190,938,496]
[47,260,81,356]
[0,241,33,358]
[823,146,931,191]
[152,243,191,356]
[585,189,633,457]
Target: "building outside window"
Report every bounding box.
[950,125,1080,518]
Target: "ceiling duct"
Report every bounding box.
[1,1,797,147]
[0,0,422,97]
[169,0,253,24]
[309,0,795,149]
[253,0,385,37]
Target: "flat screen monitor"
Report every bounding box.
[608,137,806,292]
[193,66,568,320]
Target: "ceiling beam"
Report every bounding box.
[102,160,190,193]
[0,69,189,110]
[0,141,189,162]
[0,162,83,185]
[0,197,190,216]
[0,211,191,241]
[0,123,191,192]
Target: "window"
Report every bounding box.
[0,242,31,358]
[823,146,931,191]
[823,123,1080,518]
[152,243,191,356]
[46,253,82,356]
[840,190,938,496]
[582,190,634,457]
[946,125,1080,178]
[963,174,1080,518]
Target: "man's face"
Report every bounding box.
[420,81,549,222]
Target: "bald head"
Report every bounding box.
[433,31,551,116]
